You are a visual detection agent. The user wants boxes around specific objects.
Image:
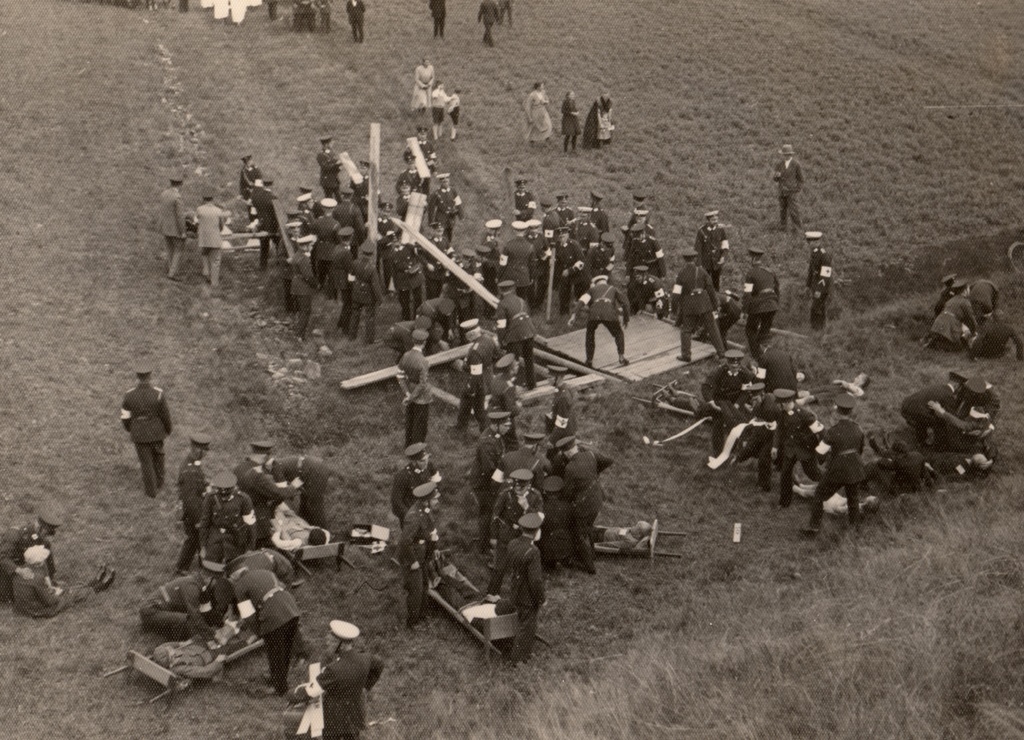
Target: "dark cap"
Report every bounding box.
[250,440,275,452]
[189,432,212,448]
[681,246,698,259]
[600,232,616,245]
[539,198,554,209]
[338,226,355,238]
[495,353,516,370]
[948,370,968,384]
[36,504,63,528]
[358,160,370,168]
[951,278,969,290]
[411,329,430,342]
[202,188,215,201]
[404,442,428,458]
[523,431,547,442]
[773,388,796,401]
[554,435,576,449]
[134,362,153,376]
[211,471,237,490]
[412,481,436,498]
[542,476,564,493]
[515,178,528,185]
[298,186,314,194]
[498,279,516,291]
[241,155,252,163]
[965,377,988,395]
[590,191,603,201]
[556,194,569,201]
[835,393,857,410]
[724,349,745,360]
[748,246,765,256]
[320,136,333,144]
[169,175,184,185]
[630,223,645,233]
[262,178,274,186]
[518,512,544,531]
[941,273,957,285]
[488,410,511,422]
[416,125,428,133]
[510,469,534,482]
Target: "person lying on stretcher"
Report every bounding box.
[428,550,480,611]
[591,521,654,551]
[270,502,331,551]
[150,619,257,681]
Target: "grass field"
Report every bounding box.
[1,0,1023,738]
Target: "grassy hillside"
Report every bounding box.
[0,0,1022,738]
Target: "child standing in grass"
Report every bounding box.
[446,88,461,140]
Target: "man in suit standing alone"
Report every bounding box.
[159,175,186,281]
[346,0,365,42]
[772,143,804,233]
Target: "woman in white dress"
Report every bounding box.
[411,58,435,114]
[524,82,552,144]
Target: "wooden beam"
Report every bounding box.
[271,200,295,260]
[367,123,380,242]
[533,347,623,382]
[340,344,472,390]
[338,152,362,185]
[402,192,428,244]
[520,373,605,403]
[432,387,460,408]
[405,137,432,180]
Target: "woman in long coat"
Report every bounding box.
[524,82,552,144]
[561,91,581,153]
[411,58,435,113]
[582,93,613,149]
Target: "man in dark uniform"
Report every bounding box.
[199,471,255,569]
[694,210,730,291]
[333,227,357,334]
[0,505,62,603]
[555,436,611,575]
[805,394,866,535]
[227,548,299,588]
[969,311,1024,361]
[139,568,231,641]
[472,412,512,554]
[773,389,823,508]
[423,222,451,300]
[540,199,560,247]
[553,227,590,315]
[574,209,601,256]
[513,179,537,222]
[969,278,999,318]
[454,319,498,433]
[349,244,384,343]
[318,137,342,200]
[121,363,173,499]
[397,329,434,447]
[174,432,211,575]
[726,381,779,492]
[673,247,725,362]
[489,354,523,448]
[238,155,262,202]
[346,0,366,42]
[417,294,456,349]
[500,430,552,481]
[315,0,331,32]
[805,231,832,331]
[289,621,384,740]
[397,482,440,629]
[627,265,668,318]
[741,246,780,362]
[554,193,575,228]
[495,280,537,389]
[501,221,536,301]
[625,222,665,278]
[570,273,630,368]
[487,469,544,595]
[233,568,303,695]
[234,442,301,548]
[290,235,319,340]
[933,273,958,317]
[427,172,463,243]
[900,373,966,447]
[429,0,446,37]
[250,178,280,272]
[272,454,337,530]
[332,189,366,249]
[387,239,425,321]
[497,512,545,663]
[756,342,801,395]
[391,444,442,527]
[585,231,616,279]
[588,191,610,234]
[545,366,578,441]
[478,0,499,46]
[351,160,371,221]
[700,349,755,454]
[772,143,804,232]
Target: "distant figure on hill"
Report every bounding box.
[497,0,512,25]
[411,58,435,114]
[158,174,186,281]
[346,0,365,42]
[478,0,499,46]
[561,91,581,153]
[581,93,613,149]
[121,363,173,499]
[429,0,446,39]
[772,143,804,232]
[524,82,552,144]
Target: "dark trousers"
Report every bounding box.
[585,320,625,363]
[174,515,201,573]
[779,455,820,507]
[424,278,444,301]
[778,192,802,230]
[515,285,531,302]
[511,607,538,664]
[483,22,494,46]
[264,617,299,695]
[294,294,313,339]
[456,383,487,431]
[350,17,364,41]
[135,441,165,498]
[745,311,775,361]
[403,566,427,627]
[432,14,445,37]
[405,403,430,447]
[397,286,423,321]
[678,311,724,360]
[563,135,577,152]
[139,605,195,641]
[348,302,377,343]
[507,337,536,389]
[336,287,353,332]
[569,507,598,574]
[734,426,774,491]
[322,184,341,200]
[320,8,330,31]
[810,294,828,331]
[809,480,860,530]
[267,0,276,19]
[709,269,721,292]
[486,537,513,594]
[476,487,497,554]
[559,275,586,314]
[282,276,297,313]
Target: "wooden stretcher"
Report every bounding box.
[108,636,264,706]
[592,519,684,560]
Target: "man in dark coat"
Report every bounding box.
[397,482,440,629]
[273,454,337,530]
[251,178,281,272]
[478,0,499,45]
[494,280,537,389]
[673,247,725,362]
[349,245,385,344]
[234,442,301,548]
[772,143,804,232]
[694,210,729,291]
[969,311,1024,361]
[500,222,536,301]
[139,569,231,641]
[391,443,442,527]
[472,412,512,554]
[0,506,61,603]
[232,569,303,695]
[569,274,630,368]
[397,330,434,447]
[198,472,255,569]
[238,155,262,201]
[900,373,966,447]
[455,319,499,432]
[805,394,866,535]
[429,0,446,38]
[741,246,780,362]
[489,512,545,663]
[487,469,544,596]
[121,364,173,499]
[318,137,342,200]
[805,231,833,331]
[346,0,365,42]
[773,389,822,508]
[553,437,611,575]
[289,621,384,740]
[175,432,211,575]
[700,349,755,454]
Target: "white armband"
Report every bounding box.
[242,512,257,526]
[474,273,484,282]
[654,250,665,259]
[499,254,509,266]
[578,293,591,305]
[820,265,832,278]
[198,601,212,613]
[544,230,554,239]
[496,319,507,329]
[721,240,730,251]
[815,441,831,455]
[810,420,824,434]
[527,201,536,210]
[470,364,483,376]
[429,529,439,542]
[304,680,324,699]
[572,260,584,271]
[755,367,766,379]
[743,283,754,293]
[431,471,442,483]
[347,273,356,283]
[491,469,504,483]
[120,409,132,420]
[237,599,256,619]
[589,241,599,249]
[290,477,304,488]
[555,416,568,429]
[654,289,666,299]
[955,464,966,475]
[454,195,463,206]
[672,284,683,295]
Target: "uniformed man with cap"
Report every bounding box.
[925,278,976,351]
[332,226,358,333]
[570,273,630,368]
[455,319,499,432]
[588,191,610,234]
[310,201,341,270]
[673,246,726,362]
[554,193,575,227]
[773,389,823,508]
[700,349,755,453]
[199,471,255,568]
[272,453,337,530]
[386,238,425,321]
[397,481,441,628]
[227,547,300,589]
[489,512,545,663]
[529,215,554,308]
[625,221,665,278]
[500,221,536,300]
[545,366,578,442]
[495,280,537,389]
[475,219,501,293]
[513,178,537,222]
[574,208,601,256]
[741,246,780,362]
[585,231,616,279]
[427,172,464,243]
[554,227,590,314]
[291,234,320,339]
[626,265,669,319]
[555,436,612,574]
[724,381,778,491]
[397,329,434,447]
[234,442,301,548]
[121,363,173,499]
[490,353,523,446]
[933,273,959,317]
[421,221,451,301]
[695,210,730,291]
[539,199,561,246]
[391,443,443,527]
[174,432,212,575]
[500,430,552,481]
[332,189,367,249]
[805,231,832,331]
[12,544,113,618]
[805,393,865,535]
[472,412,512,553]
[487,469,544,594]
[417,294,457,348]
[232,566,303,695]
[0,505,63,603]
[289,620,384,740]
[318,136,342,200]
[139,567,232,641]
[238,155,263,202]
[349,243,384,343]
[250,177,280,272]
[900,372,967,447]
[352,160,371,220]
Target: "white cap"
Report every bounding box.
[460,318,480,330]
[485,219,503,230]
[805,231,823,240]
[526,219,542,228]
[511,220,527,231]
[330,619,360,640]
[296,193,312,203]
[237,599,256,619]
[285,221,303,229]
[321,198,338,208]
[254,179,264,188]
[23,545,50,566]
[297,234,317,245]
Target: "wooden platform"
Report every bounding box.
[542,314,716,381]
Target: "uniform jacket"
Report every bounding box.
[701,365,755,404]
[159,187,186,238]
[122,381,172,443]
[391,461,441,521]
[817,417,866,485]
[227,548,295,585]
[576,281,629,323]
[499,448,551,480]
[199,490,255,555]
[142,574,223,637]
[273,455,333,528]
[500,237,535,288]
[628,274,668,317]
[290,252,318,297]
[427,187,463,227]
[232,570,301,636]
[351,256,384,305]
[776,408,822,461]
[694,224,728,275]
[234,462,296,540]
[465,333,499,391]
[930,294,976,343]
[807,248,833,296]
[251,186,279,235]
[239,164,262,200]
[491,488,544,542]
[672,262,718,318]
[386,243,424,291]
[495,293,536,343]
[625,235,665,278]
[561,448,612,518]
[397,506,438,569]
[398,348,433,405]
[318,148,341,191]
[900,383,957,421]
[504,535,544,610]
[742,265,780,315]
[514,189,537,221]
[346,0,366,21]
[472,432,506,490]
[585,242,615,277]
[758,347,799,393]
[550,386,578,435]
[295,651,384,736]
[177,452,208,524]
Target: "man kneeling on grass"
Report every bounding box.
[12,545,115,618]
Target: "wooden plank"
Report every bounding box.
[340,344,471,390]
[432,387,460,408]
[130,651,175,688]
[271,200,295,260]
[427,590,502,657]
[338,152,363,185]
[533,348,624,382]
[405,137,432,180]
[225,638,265,664]
[520,373,605,403]
[621,343,716,381]
[367,123,380,242]
[402,191,428,243]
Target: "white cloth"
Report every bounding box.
[213,0,229,19]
